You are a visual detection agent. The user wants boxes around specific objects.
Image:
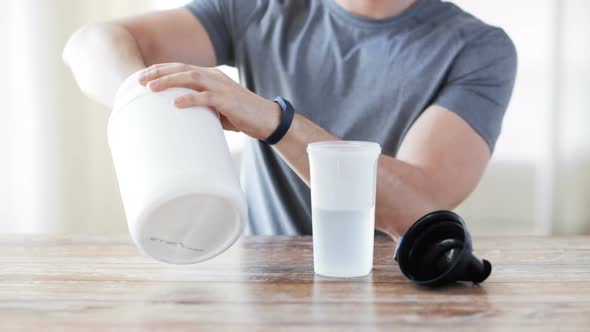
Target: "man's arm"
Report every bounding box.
[62,8,216,108]
[272,105,490,239]
[138,64,491,240]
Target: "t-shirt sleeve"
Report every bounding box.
[434,27,517,152]
[185,0,238,66]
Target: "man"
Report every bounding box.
[63,0,517,240]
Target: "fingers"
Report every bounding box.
[146,71,214,92]
[138,63,188,85]
[174,91,220,110]
[139,63,223,93]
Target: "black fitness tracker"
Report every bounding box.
[260,96,295,145]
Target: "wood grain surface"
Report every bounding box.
[0,235,589,331]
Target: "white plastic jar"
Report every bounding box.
[108,70,247,264]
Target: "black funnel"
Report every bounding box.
[394,210,492,287]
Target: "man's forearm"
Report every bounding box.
[63,23,146,108]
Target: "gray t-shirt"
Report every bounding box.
[186,0,517,235]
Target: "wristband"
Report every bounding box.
[260,97,295,145]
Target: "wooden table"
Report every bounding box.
[1,235,589,331]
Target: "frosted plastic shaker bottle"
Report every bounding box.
[108,70,247,264]
[307,141,381,277]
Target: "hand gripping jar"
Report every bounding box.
[107,70,247,264]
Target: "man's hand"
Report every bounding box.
[138,63,282,140]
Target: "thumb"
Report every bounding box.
[220,115,240,132]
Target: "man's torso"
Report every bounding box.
[220,0,509,234]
